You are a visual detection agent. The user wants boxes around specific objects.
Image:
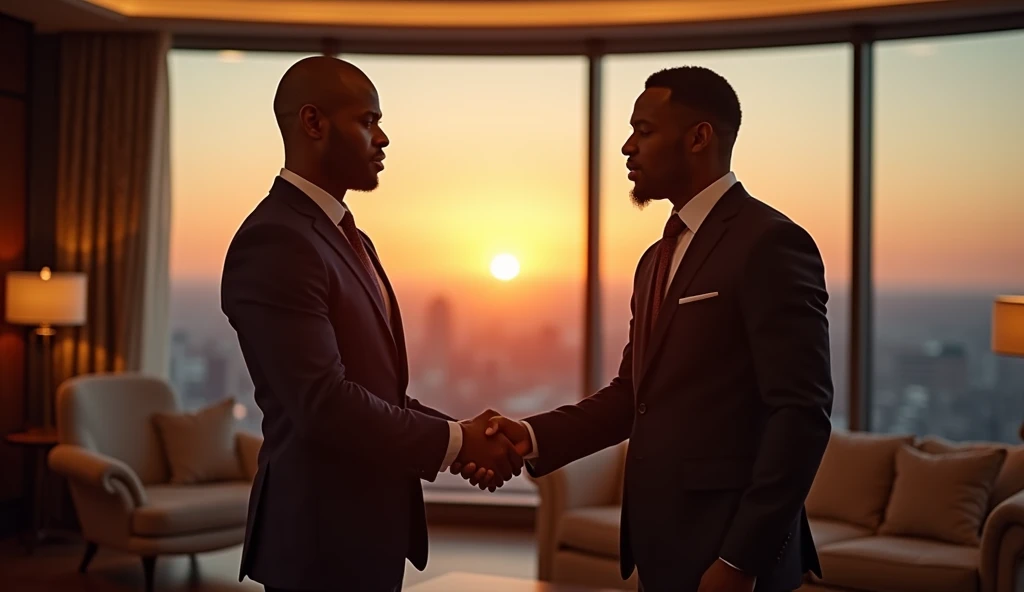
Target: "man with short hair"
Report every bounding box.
[479,66,834,592]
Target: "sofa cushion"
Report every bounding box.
[808,518,874,547]
[805,431,915,529]
[153,398,244,485]
[132,482,250,537]
[879,445,1005,546]
[918,436,1024,510]
[817,535,979,592]
[557,505,621,560]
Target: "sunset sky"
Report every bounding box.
[169,29,1024,344]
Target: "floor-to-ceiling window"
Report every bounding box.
[599,45,853,427]
[169,50,315,433]
[872,30,1024,442]
[169,49,587,498]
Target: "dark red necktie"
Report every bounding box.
[338,211,386,309]
[650,214,688,331]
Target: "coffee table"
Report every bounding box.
[406,571,622,591]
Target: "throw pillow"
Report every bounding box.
[152,398,244,484]
[879,444,1006,546]
[918,436,1024,510]
[805,430,915,529]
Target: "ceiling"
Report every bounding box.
[2,0,1023,49]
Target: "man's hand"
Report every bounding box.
[696,559,756,592]
[453,409,523,492]
[485,415,532,457]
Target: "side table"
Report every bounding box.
[5,427,60,554]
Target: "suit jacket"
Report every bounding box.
[221,177,453,591]
[525,183,833,591]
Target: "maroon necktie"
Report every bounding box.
[338,211,386,309]
[650,214,688,332]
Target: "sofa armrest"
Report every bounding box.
[981,489,1024,592]
[48,444,147,508]
[527,442,627,581]
[236,431,263,481]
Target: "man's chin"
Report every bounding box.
[630,188,653,209]
[351,176,380,192]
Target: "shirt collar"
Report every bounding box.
[674,171,738,233]
[279,167,349,225]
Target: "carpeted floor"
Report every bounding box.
[0,525,536,591]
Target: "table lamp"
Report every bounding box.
[5,267,88,428]
[992,295,1024,441]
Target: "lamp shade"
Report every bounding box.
[992,295,1024,357]
[5,269,88,326]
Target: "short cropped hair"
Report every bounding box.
[645,66,742,155]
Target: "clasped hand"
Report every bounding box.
[450,410,532,492]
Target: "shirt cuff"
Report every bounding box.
[718,557,755,583]
[520,420,539,460]
[440,421,463,472]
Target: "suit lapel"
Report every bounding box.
[311,216,394,335]
[275,179,398,358]
[638,185,747,387]
[631,244,658,388]
[362,237,411,389]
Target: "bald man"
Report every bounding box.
[221,57,523,592]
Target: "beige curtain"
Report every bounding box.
[52,31,172,397]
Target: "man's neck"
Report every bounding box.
[668,168,730,211]
[284,161,347,204]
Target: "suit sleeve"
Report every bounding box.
[221,223,451,481]
[523,292,637,477]
[719,221,834,574]
[406,397,456,422]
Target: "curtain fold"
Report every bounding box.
[51,31,172,404]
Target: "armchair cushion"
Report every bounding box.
[558,506,622,560]
[807,518,874,547]
[132,482,250,537]
[879,445,1005,546]
[153,398,244,484]
[816,536,979,592]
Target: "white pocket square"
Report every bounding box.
[678,292,719,305]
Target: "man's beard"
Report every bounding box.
[630,188,653,209]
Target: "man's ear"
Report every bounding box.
[690,121,714,153]
[298,104,324,140]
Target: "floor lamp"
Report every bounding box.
[992,296,1024,441]
[4,267,88,429]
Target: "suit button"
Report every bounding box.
[638,403,647,415]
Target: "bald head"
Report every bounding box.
[273,56,389,195]
[274,56,373,138]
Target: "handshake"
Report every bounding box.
[450,410,532,492]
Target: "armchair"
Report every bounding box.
[528,441,637,590]
[47,372,261,591]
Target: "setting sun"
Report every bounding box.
[490,254,520,281]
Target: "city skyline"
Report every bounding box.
[167,34,1024,493]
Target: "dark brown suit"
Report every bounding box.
[525,183,833,592]
[221,178,453,591]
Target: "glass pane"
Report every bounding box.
[873,31,1024,443]
[170,50,587,498]
[342,54,587,496]
[600,45,852,427]
[170,50,317,432]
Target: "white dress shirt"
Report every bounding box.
[520,172,748,576]
[279,168,463,473]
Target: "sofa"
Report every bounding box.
[529,430,1024,592]
[47,372,262,592]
